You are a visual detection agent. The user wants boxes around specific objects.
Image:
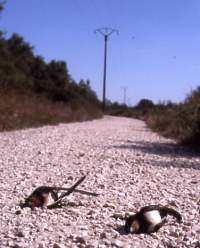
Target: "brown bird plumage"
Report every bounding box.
[20,175,87,209]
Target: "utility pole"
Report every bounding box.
[94,27,118,110]
[121,86,127,105]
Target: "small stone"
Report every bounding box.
[15,231,24,237]
[68,176,73,180]
[191,241,200,248]
[53,244,66,248]
[78,152,85,157]
[110,229,120,238]
[77,200,84,206]
[79,225,88,231]
[98,245,107,248]
[170,231,179,238]
[7,240,15,247]
[190,180,198,184]
[98,184,105,189]
[67,201,77,207]
[75,236,86,244]
[40,213,47,217]
[103,203,116,209]
[192,224,200,233]
[111,239,125,247]
[112,212,125,219]
[87,210,96,215]
[88,240,99,247]
[100,232,107,239]
[15,210,21,215]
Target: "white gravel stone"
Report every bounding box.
[0,116,199,248]
[111,239,125,247]
[53,243,66,248]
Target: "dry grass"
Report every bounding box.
[0,92,102,132]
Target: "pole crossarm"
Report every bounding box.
[94,27,119,37]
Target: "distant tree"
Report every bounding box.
[104,99,112,107]
[185,86,200,105]
[0,1,7,54]
[79,79,89,91]
[44,60,71,102]
[47,60,70,89]
[31,56,52,93]
[136,99,154,109]
[0,21,100,109]
[78,79,99,104]
[0,1,5,13]
[8,33,34,58]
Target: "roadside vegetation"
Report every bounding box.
[146,88,200,150]
[0,4,102,132]
[107,89,200,151]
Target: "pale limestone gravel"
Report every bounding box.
[0,116,199,248]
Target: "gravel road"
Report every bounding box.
[0,116,199,248]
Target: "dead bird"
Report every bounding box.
[124,204,182,234]
[20,175,87,209]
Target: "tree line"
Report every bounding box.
[0,2,102,131]
[0,31,100,106]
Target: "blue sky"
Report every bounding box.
[1,0,200,105]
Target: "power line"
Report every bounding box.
[94,27,119,110]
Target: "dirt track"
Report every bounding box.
[0,116,199,248]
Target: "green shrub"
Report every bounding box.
[145,88,200,151]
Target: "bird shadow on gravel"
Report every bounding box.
[115,226,128,236]
[111,140,200,170]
